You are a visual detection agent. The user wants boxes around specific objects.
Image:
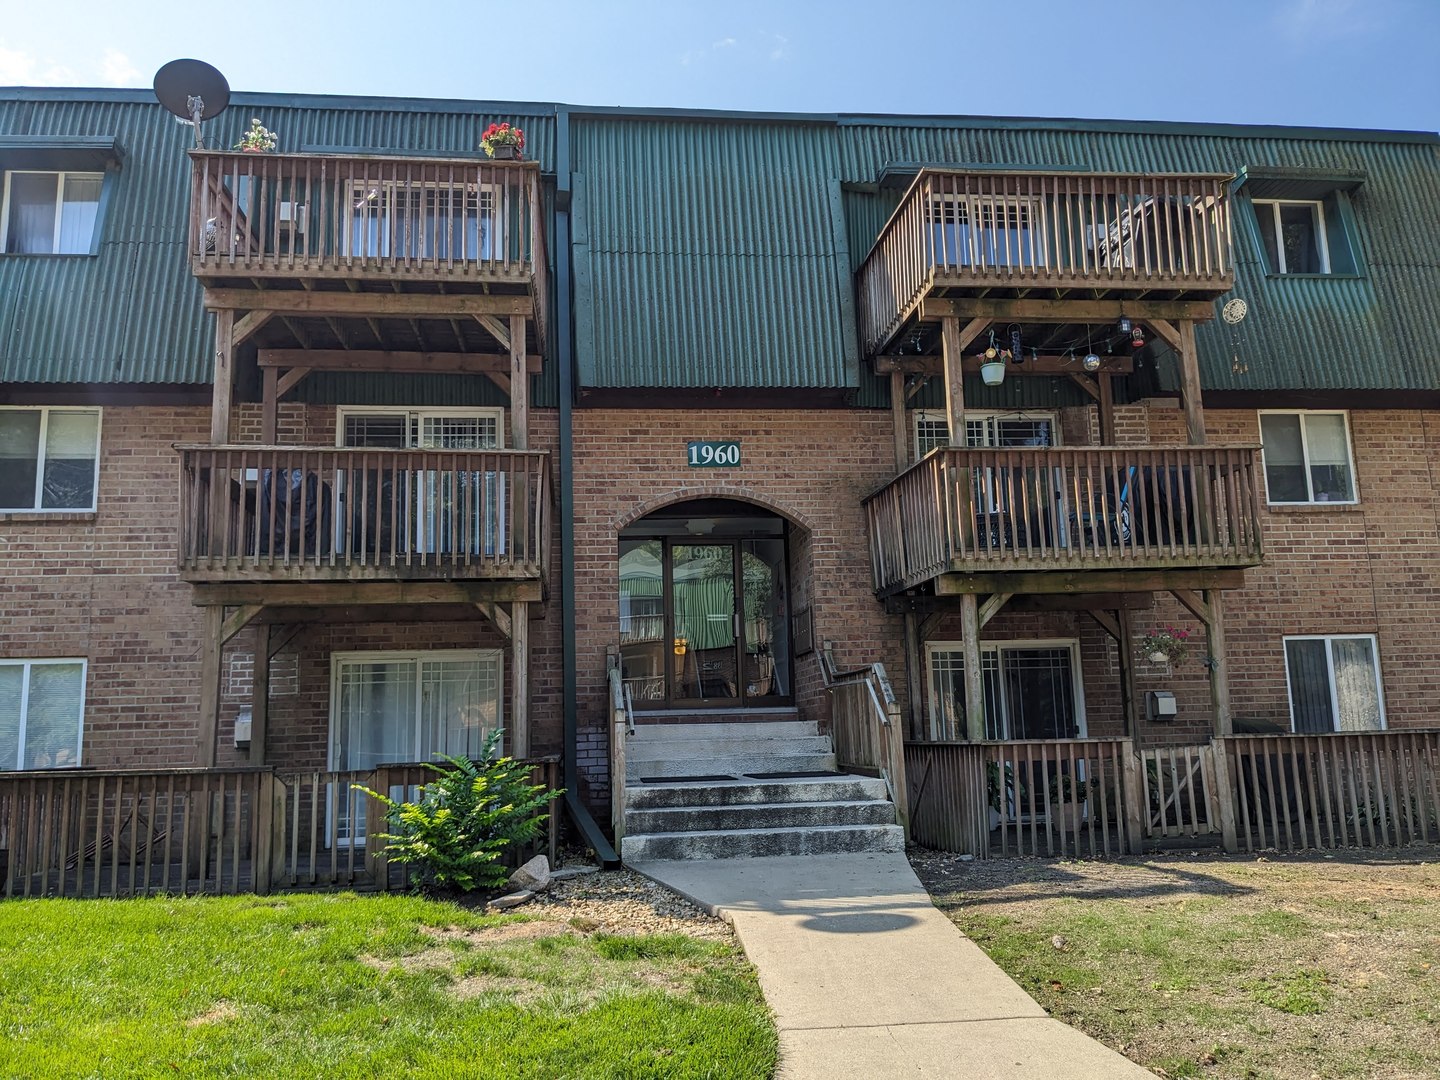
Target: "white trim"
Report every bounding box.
[335,405,506,450]
[927,192,1048,268]
[1253,198,1331,275]
[924,637,1087,740]
[1281,634,1386,733]
[1,170,104,255]
[0,406,102,512]
[0,657,87,770]
[913,408,1060,459]
[1257,409,1358,505]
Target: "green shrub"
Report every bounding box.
[354,731,560,892]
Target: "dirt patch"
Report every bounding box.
[185,1001,238,1027]
[422,921,573,945]
[360,947,461,974]
[524,869,732,941]
[450,974,546,1002]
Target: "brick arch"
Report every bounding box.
[613,485,815,535]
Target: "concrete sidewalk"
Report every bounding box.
[632,851,1153,1079]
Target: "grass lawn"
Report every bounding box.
[0,892,777,1079]
[913,848,1440,1080]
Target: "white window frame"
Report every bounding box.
[914,408,1059,459]
[1257,409,1358,506]
[1282,634,1386,734]
[928,193,1048,269]
[342,180,504,261]
[1253,198,1331,275]
[925,637,1087,741]
[0,658,86,770]
[1,169,105,255]
[0,406,103,512]
[335,405,506,450]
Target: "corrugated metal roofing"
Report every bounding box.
[570,117,857,389]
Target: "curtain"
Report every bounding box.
[1286,639,1335,733]
[41,410,99,509]
[5,173,57,254]
[1332,638,1382,731]
[420,656,501,759]
[58,175,102,254]
[0,411,41,509]
[21,663,83,768]
[0,665,23,770]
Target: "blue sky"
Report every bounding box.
[2,0,1436,131]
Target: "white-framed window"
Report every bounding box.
[1258,410,1356,505]
[926,639,1086,742]
[2,170,104,254]
[0,407,102,512]
[344,181,503,261]
[0,659,86,770]
[337,406,504,451]
[914,409,1057,458]
[1283,635,1384,733]
[1252,199,1331,275]
[928,194,1046,269]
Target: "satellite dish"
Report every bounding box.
[153,59,230,149]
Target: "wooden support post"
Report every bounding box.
[1204,588,1232,736]
[211,310,235,445]
[253,772,275,894]
[1098,370,1116,445]
[250,626,271,766]
[1121,745,1145,854]
[891,369,908,471]
[511,600,530,758]
[1206,739,1239,853]
[198,606,223,767]
[959,593,985,742]
[509,314,528,451]
[902,612,924,740]
[261,367,279,444]
[941,317,988,446]
[1117,609,1141,744]
[1177,318,1207,445]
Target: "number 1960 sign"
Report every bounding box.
[687,440,741,467]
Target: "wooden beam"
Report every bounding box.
[267,623,304,657]
[890,369,908,471]
[510,314,528,450]
[1169,588,1212,625]
[221,603,265,645]
[210,309,234,444]
[191,580,544,607]
[1116,609,1140,742]
[249,626,270,766]
[203,290,533,318]
[1098,370,1116,445]
[1177,319,1207,444]
[511,600,530,758]
[261,366,279,444]
[1146,318,1183,352]
[902,611,924,739]
[1204,588,1232,737]
[198,606,223,768]
[231,309,274,348]
[475,601,513,640]
[921,298,1217,323]
[257,349,542,374]
[959,593,985,742]
[483,370,512,395]
[275,367,311,398]
[258,604,497,627]
[476,314,511,352]
[877,354,1134,377]
[977,592,1012,628]
[886,591,1155,615]
[935,568,1248,595]
[1087,609,1122,640]
[1068,373,1101,401]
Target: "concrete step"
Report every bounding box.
[625,775,890,810]
[627,799,897,835]
[629,720,818,742]
[627,734,833,759]
[627,752,839,779]
[620,823,905,862]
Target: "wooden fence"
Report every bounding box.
[825,660,909,836]
[0,759,560,900]
[906,731,1440,859]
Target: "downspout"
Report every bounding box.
[553,105,619,866]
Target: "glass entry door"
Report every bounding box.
[619,536,791,709]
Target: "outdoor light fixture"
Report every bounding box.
[1083,353,1102,371]
[1131,326,1146,349]
[1118,316,1132,334]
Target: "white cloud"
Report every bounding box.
[1274,0,1382,43]
[0,41,144,87]
[713,37,737,49]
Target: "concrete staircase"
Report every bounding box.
[619,715,904,862]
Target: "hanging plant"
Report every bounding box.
[1138,626,1191,665]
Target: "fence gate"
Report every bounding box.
[1137,743,1226,843]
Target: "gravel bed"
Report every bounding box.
[522,867,735,942]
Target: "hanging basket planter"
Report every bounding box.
[490,143,519,161]
[1138,626,1192,666]
[1147,650,1170,664]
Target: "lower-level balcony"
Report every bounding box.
[177,445,549,583]
[865,446,1264,594]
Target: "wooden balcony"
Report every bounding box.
[864,446,1263,595]
[188,150,548,353]
[857,170,1234,356]
[177,445,549,584]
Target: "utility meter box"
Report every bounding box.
[233,708,252,748]
[1145,691,1177,724]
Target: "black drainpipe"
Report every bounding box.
[553,105,619,866]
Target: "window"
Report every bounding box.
[345,181,502,261]
[926,640,1085,742]
[1258,410,1355,504]
[0,659,85,770]
[914,410,1056,458]
[0,407,101,512]
[1284,635,1384,733]
[1253,199,1330,274]
[2,171,103,254]
[929,195,1044,269]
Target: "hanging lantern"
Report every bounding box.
[1131,326,1145,349]
[1118,316,1132,334]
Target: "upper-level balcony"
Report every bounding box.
[857,170,1234,357]
[188,150,548,353]
[864,445,1263,596]
[177,444,550,585]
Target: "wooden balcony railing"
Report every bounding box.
[177,445,549,582]
[188,150,546,316]
[864,445,1263,593]
[857,170,1234,355]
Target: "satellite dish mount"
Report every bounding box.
[153,59,231,150]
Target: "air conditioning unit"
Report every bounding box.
[278,201,307,235]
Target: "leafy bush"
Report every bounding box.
[354,731,560,892]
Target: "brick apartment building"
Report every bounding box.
[2,86,1439,857]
